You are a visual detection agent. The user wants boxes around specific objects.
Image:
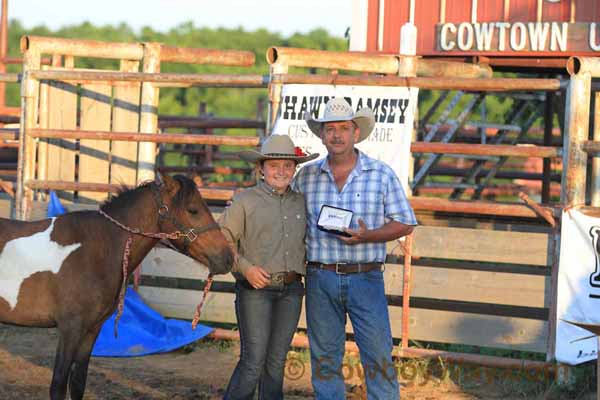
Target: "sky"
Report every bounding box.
[10,0,352,38]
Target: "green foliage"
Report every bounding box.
[5,19,347,119]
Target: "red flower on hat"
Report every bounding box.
[294,146,306,157]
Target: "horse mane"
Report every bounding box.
[100,175,199,212]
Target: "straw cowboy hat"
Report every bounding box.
[305,97,376,143]
[237,134,319,164]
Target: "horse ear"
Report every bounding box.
[160,173,180,195]
[155,172,165,188]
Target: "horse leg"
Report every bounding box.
[49,324,85,400]
[68,325,101,400]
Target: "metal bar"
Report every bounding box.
[209,328,552,370]
[30,70,269,87]
[411,142,560,158]
[272,74,564,92]
[430,166,561,181]
[267,46,399,74]
[543,92,555,204]
[563,72,592,205]
[412,94,485,189]
[450,100,528,199]
[158,117,265,130]
[410,197,556,218]
[25,180,235,201]
[156,166,252,174]
[138,42,161,183]
[471,105,541,199]
[401,234,413,349]
[0,73,20,83]
[21,35,145,60]
[472,108,548,199]
[160,45,255,66]
[28,128,261,146]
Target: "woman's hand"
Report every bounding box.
[244,266,271,289]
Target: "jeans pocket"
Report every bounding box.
[363,268,384,282]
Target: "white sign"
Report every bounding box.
[271,84,418,187]
[555,209,600,365]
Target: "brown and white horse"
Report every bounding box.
[0,174,234,399]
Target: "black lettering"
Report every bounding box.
[298,97,309,120]
[283,96,298,120]
[397,98,409,124]
[387,99,397,123]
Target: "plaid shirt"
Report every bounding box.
[294,151,417,264]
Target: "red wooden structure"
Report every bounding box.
[351,0,600,69]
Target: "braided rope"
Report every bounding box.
[99,208,219,336]
[113,235,133,338]
[191,274,214,330]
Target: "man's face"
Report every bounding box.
[320,120,359,157]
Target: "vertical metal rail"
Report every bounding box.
[449,99,529,199]
[412,93,485,190]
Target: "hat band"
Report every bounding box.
[263,152,299,157]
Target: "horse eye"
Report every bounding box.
[187,208,199,215]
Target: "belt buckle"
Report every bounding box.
[335,262,347,275]
[270,273,285,288]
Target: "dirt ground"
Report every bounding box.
[0,324,596,400]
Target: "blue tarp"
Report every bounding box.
[47,192,214,357]
[92,288,214,357]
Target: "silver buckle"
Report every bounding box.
[335,262,347,275]
[185,228,198,242]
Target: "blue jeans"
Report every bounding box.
[306,267,399,400]
[224,280,304,400]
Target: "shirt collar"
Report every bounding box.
[258,179,290,197]
[319,150,375,174]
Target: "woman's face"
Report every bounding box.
[261,159,297,193]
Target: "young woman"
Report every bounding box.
[220,135,318,400]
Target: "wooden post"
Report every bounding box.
[137,42,161,183]
[592,92,600,207]
[542,91,554,204]
[111,59,141,187]
[15,48,41,220]
[0,0,8,109]
[401,233,414,349]
[562,71,591,206]
[267,59,288,136]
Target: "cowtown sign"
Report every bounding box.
[436,22,600,53]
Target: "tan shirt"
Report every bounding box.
[218,181,307,279]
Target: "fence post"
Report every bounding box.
[15,48,41,220]
[267,59,288,136]
[138,42,161,183]
[562,68,591,206]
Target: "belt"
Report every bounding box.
[240,271,301,290]
[306,262,383,274]
[270,271,301,285]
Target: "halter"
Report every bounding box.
[150,182,220,254]
[99,181,220,336]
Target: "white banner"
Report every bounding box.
[271,84,419,187]
[555,209,600,365]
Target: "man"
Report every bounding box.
[294,98,417,399]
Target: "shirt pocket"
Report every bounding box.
[352,191,382,220]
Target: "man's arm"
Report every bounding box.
[340,218,413,245]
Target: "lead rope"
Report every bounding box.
[191,274,214,330]
[98,209,209,337]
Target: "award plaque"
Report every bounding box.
[317,205,354,237]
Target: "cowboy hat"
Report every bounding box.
[305,98,376,143]
[237,134,319,164]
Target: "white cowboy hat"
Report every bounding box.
[237,134,319,164]
[305,98,376,143]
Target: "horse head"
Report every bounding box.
[154,173,234,275]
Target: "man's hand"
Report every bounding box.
[244,265,271,289]
[339,218,370,245]
[339,219,415,245]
